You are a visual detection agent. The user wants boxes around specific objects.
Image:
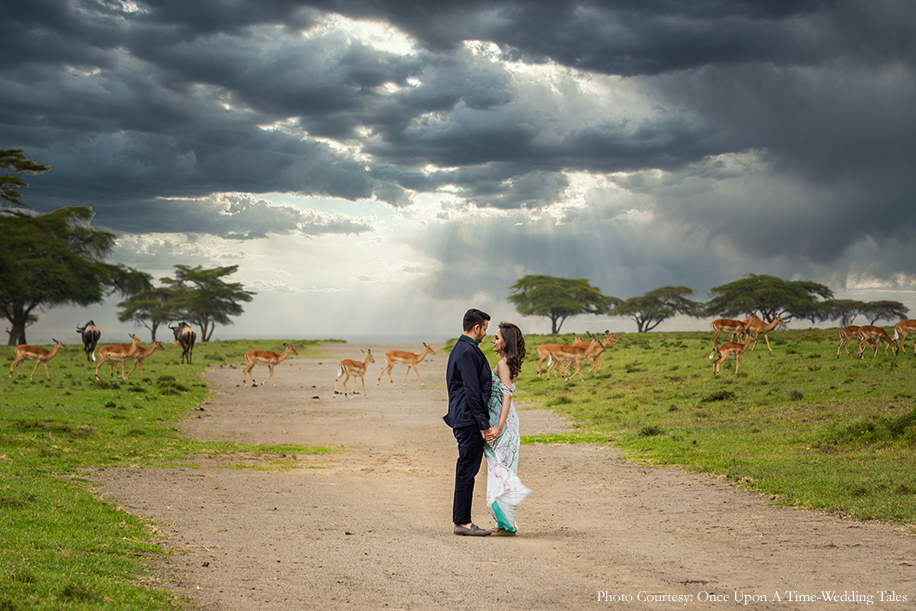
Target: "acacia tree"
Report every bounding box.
[1,149,50,209]
[508,275,619,334]
[0,207,151,345]
[859,300,908,325]
[117,286,178,340]
[820,299,867,326]
[705,274,834,323]
[162,264,255,342]
[612,286,703,333]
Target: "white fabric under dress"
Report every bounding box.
[484,371,531,532]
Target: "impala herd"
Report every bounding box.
[706,313,916,375]
[7,315,916,385]
[334,342,438,398]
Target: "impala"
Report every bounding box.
[561,332,619,376]
[9,339,67,380]
[95,334,144,380]
[243,343,299,387]
[709,334,753,375]
[893,319,916,356]
[124,340,165,379]
[747,314,787,351]
[334,349,375,398]
[168,322,196,365]
[710,313,758,350]
[536,336,584,378]
[76,320,101,362]
[856,325,898,358]
[836,319,860,359]
[544,337,601,383]
[586,331,620,374]
[377,342,436,386]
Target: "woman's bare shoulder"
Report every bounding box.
[496,358,512,383]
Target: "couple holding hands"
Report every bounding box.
[444,308,531,536]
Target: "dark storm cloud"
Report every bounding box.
[90,194,374,239]
[2,0,916,277]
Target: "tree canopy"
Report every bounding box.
[612,286,703,333]
[859,300,908,325]
[819,299,908,326]
[0,207,151,345]
[705,274,834,323]
[508,275,618,334]
[1,150,50,209]
[160,264,255,342]
[820,299,867,326]
[117,286,177,341]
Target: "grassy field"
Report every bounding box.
[0,338,340,611]
[511,328,916,527]
[3,329,915,609]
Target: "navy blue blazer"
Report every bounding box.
[444,335,492,430]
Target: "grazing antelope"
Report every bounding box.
[377,342,436,386]
[535,336,583,378]
[893,319,916,357]
[76,321,101,362]
[544,337,601,382]
[555,334,587,379]
[747,314,787,351]
[837,319,860,359]
[334,349,375,398]
[585,331,620,374]
[710,313,757,350]
[856,326,898,358]
[124,340,165,379]
[168,322,196,365]
[95,334,144,380]
[561,332,619,376]
[709,334,753,375]
[243,343,298,387]
[9,339,67,380]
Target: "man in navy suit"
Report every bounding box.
[444,308,496,536]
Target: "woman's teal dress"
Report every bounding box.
[484,371,531,532]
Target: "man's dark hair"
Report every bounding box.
[462,308,491,332]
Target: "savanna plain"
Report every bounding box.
[1,329,915,610]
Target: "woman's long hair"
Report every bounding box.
[499,322,526,380]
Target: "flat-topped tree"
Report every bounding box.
[161,264,255,342]
[509,275,618,335]
[0,206,151,345]
[705,274,833,325]
[612,286,702,333]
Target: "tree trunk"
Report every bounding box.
[5,304,29,345]
[6,323,25,346]
[193,318,213,342]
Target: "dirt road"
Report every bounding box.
[95,343,915,610]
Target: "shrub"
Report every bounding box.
[700,390,735,403]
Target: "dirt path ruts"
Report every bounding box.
[94,343,916,610]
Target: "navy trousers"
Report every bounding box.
[452,424,485,525]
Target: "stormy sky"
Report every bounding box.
[3,0,916,342]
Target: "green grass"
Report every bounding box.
[6,330,916,608]
[1,337,341,611]
[496,328,916,525]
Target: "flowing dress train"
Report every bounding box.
[484,371,531,532]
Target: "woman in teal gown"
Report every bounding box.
[484,322,531,533]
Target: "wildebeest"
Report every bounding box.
[76,320,101,362]
[169,322,197,364]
